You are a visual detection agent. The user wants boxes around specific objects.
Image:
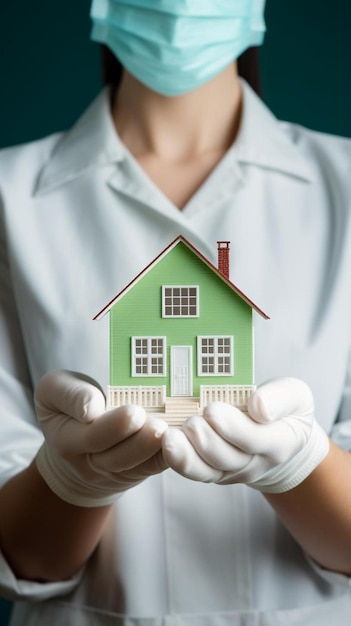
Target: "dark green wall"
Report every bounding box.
[0,1,349,623]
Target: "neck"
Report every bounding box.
[112,63,242,163]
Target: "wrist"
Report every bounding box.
[36,443,121,508]
[248,420,330,494]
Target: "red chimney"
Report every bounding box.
[217,241,230,279]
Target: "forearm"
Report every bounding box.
[0,461,112,582]
[265,439,351,575]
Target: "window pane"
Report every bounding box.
[199,336,232,375]
[134,338,165,376]
[163,286,198,316]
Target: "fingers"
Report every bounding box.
[132,449,168,477]
[162,401,298,483]
[163,412,255,482]
[35,370,105,423]
[90,417,168,473]
[248,377,314,424]
[163,426,224,482]
[203,400,307,462]
[100,450,169,493]
[182,415,252,470]
[83,404,147,453]
[203,402,276,455]
[50,404,147,456]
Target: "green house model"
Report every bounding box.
[94,236,269,425]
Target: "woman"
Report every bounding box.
[0,1,350,625]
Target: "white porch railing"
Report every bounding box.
[200,385,255,409]
[107,385,166,409]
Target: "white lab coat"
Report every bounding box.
[0,81,351,626]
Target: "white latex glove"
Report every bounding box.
[35,371,168,507]
[162,378,329,493]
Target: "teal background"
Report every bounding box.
[260,2,351,137]
[0,0,350,152]
[0,1,349,623]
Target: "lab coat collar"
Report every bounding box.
[35,80,313,196]
[235,80,314,182]
[35,87,124,195]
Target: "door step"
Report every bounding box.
[145,397,200,425]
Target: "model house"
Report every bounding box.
[94,236,269,425]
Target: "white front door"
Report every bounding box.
[171,346,192,396]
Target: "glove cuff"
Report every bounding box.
[248,419,330,494]
[35,443,120,508]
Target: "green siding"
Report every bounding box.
[110,242,253,395]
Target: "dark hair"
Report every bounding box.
[100,44,262,96]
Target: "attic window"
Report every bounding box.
[198,336,234,376]
[132,337,166,376]
[162,286,199,318]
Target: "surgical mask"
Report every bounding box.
[90,0,266,96]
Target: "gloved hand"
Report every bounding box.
[162,378,329,493]
[35,370,168,507]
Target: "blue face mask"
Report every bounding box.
[90,0,266,96]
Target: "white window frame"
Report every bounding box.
[197,336,234,377]
[132,337,167,377]
[162,286,199,318]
